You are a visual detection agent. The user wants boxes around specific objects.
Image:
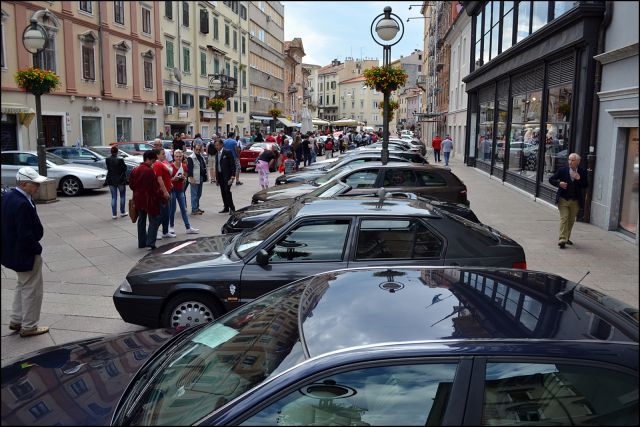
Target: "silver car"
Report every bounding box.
[84,145,144,165]
[48,146,140,180]
[1,151,106,196]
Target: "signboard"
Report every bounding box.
[178,111,188,118]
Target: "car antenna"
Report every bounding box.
[555,271,590,320]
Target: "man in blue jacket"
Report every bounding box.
[1,168,49,337]
[549,153,589,249]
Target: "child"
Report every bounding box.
[283,154,296,175]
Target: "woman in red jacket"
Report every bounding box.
[129,150,164,249]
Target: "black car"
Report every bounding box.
[222,188,480,234]
[253,162,469,205]
[113,198,524,329]
[5,267,639,426]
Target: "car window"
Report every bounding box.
[13,153,39,166]
[383,169,418,187]
[49,148,67,158]
[45,153,68,165]
[343,169,378,189]
[482,362,638,426]
[80,148,98,158]
[356,219,443,260]
[416,171,447,187]
[1,153,17,164]
[239,363,458,426]
[267,219,350,262]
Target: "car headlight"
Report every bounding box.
[119,278,132,293]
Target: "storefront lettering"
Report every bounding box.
[82,106,100,112]
[144,109,156,115]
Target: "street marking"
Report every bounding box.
[163,241,196,254]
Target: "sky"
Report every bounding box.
[282,1,426,66]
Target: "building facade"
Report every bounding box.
[339,75,384,128]
[1,1,164,150]
[247,0,285,133]
[302,63,320,118]
[283,38,305,124]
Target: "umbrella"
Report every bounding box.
[300,106,313,134]
[331,118,360,127]
[312,118,330,126]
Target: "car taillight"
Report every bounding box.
[458,189,467,203]
[512,261,527,269]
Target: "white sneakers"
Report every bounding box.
[120,212,128,217]
[168,227,175,233]
[112,215,117,219]
[162,232,177,238]
[157,233,163,240]
[186,228,199,234]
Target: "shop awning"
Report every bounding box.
[312,118,330,126]
[277,117,298,128]
[251,115,273,121]
[1,103,35,126]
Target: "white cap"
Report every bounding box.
[16,167,47,184]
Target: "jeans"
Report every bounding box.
[159,201,170,234]
[137,209,161,248]
[443,151,451,166]
[190,182,202,213]
[170,188,191,230]
[433,149,441,162]
[109,185,126,216]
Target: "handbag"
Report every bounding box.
[128,198,138,223]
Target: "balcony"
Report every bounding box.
[416,75,428,91]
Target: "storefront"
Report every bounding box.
[463,1,604,205]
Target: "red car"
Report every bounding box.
[109,141,154,155]
[240,142,280,172]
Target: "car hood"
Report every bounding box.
[278,170,325,183]
[253,182,317,202]
[0,328,179,426]
[51,163,107,175]
[127,235,237,279]
[232,200,289,220]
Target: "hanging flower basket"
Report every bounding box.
[15,67,60,96]
[207,97,225,112]
[363,66,408,93]
[268,108,282,118]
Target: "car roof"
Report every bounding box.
[296,267,639,358]
[295,197,441,217]
[338,161,448,172]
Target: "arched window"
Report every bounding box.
[31,10,60,72]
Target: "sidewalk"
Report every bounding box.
[2,156,638,364]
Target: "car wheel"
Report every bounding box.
[60,176,83,197]
[162,292,223,329]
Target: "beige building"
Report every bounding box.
[160,1,250,139]
[303,63,321,118]
[1,1,164,150]
[283,38,305,125]
[339,76,384,129]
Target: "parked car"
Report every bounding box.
[222,186,480,234]
[113,197,522,329]
[90,145,143,164]
[240,142,280,172]
[109,141,154,155]
[45,146,139,180]
[7,266,637,426]
[0,151,106,196]
[253,162,469,205]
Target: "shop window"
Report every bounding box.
[1,113,18,151]
[619,128,639,237]
[116,117,132,142]
[143,118,156,141]
[494,99,509,170]
[478,100,495,164]
[542,84,572,181]
[509,91,542,178]
[81,116,102,146]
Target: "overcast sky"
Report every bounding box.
[282,1,425,66]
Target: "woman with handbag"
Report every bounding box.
[168,149,199,235]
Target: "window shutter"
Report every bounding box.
[200,10,209,34]
[548,56,574,87]
[512,66,544,95]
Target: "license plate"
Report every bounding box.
[248,162,255,166]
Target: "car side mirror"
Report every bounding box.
[256,249,270,266]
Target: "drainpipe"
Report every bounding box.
[97,4,104,96]
[583,1,613,223]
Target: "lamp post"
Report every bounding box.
[22,17,49,177]
[371,6,404,165]
[209,77,222,137]
[270,92,279,133]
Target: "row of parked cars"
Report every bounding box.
[2,135,637,426]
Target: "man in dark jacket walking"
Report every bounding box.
[214,139,236,213]
[1,167,49,337]
[105,145,128,219]
[549,153,589,249]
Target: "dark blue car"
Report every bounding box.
[2,267,638,426]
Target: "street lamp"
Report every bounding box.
[22,17,49,177]
[209,77,222,136]
[270,92,279,133]
[371,6,404,165]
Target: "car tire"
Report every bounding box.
[60,176,83,197]
[162,292,223,329]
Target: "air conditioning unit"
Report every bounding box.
[164,106,174,115]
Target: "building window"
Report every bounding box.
[502,2,514,52]
[213,16,219,39]
[199,95,208,109]
[554,1,575,19]
[225,61,230,76]
[234,100,238,112]
[143,118,156,140]
[144,60,153,89]
[181,93,194,107]
[332,94,335,104]
[166,40,174,68]
[200,51,206,76]
[70,379,89,396]
[242,69,246,87]
[233,64,238,80]
[225,24,230,45]
[79,1,92,14]
[243,102,247,113]
[531,1,549,33]
[165,1,172,19]
[214,57,219,73]
[240,5,247,20]
[182,1,189,27]
[114,1,125,25]
[116,53,127,85]
[165,90,178,106]
[33,34,56,72]
[226,99,231,112]
[142,7,151,35]
[200,9,209,34]
[233,29,238,50]
[116,117,132,141]
[183,46,190,73]
[28,402,51,420]
[241,35,246,55]
[82,45,95,80]
[517,0,531,42]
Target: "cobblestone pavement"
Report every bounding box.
[2,153,638,364]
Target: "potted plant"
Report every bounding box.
[363,66,408,93]
[268,108,282,118]
[15,67,60,95]
[207,98,225,112]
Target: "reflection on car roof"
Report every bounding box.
[297,198,440,217]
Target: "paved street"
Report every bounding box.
[2,153,638,365]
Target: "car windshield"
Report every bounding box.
[306,180,351,198]
[314,163,356,186]
[45,152,68,165]
[121,281,308,426]
[234,203,302,257]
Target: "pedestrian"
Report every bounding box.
[153,138,172,162]
[254,130,264,142]
[302,134,311,167]
[223,132,243,185]
[153,149,175,239]
[283,153,296,174]
[341,132,349,154]
[1,167,49,337]
[549,153,589,249]
[168,149,199,235]
[325,137,334,158]
[128,150,163,250]
[206,138,217,183]
[214,139,236,213]
[172,135,185,153]
[309,133,318,164]
[256,145,278,189]
[432,135,442,162]
[187,142,208,215]
[105,145,128,219]
[292,135,303,171]
[441,135,453,166]
[234,134,244,185]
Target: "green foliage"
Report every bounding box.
[15,67,60,95]
[207,97,225,112]
[363,66,408,93]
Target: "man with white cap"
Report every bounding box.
[1,167,49,337]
